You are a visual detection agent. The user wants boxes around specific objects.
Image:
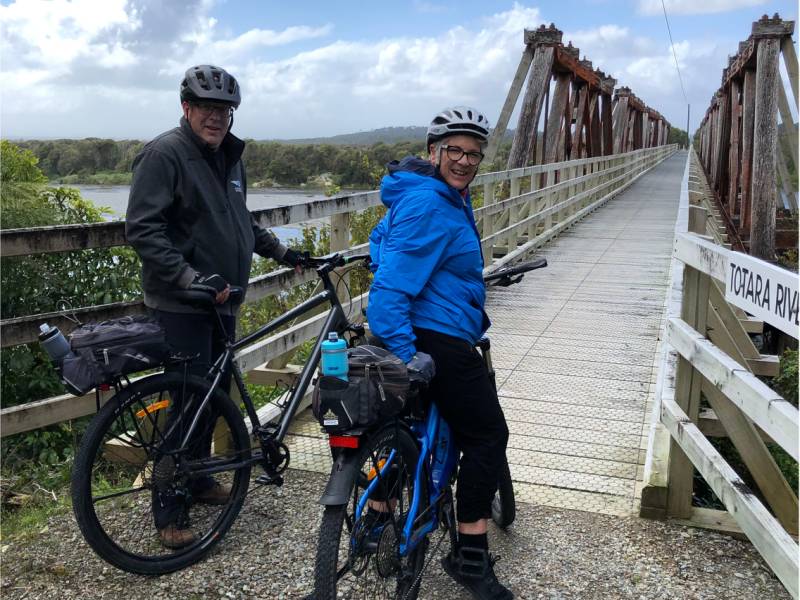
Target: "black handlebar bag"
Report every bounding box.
[60,316,170,395]
[312,345,409,433]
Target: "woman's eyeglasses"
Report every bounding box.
[441,145,484,166]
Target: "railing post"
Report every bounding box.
[666,215,712,519]
[749,24,782,260]
[483,181,496,266]
[507,176,521,254]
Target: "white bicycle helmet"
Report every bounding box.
[426,106,490,147]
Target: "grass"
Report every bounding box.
[1,489,72,542]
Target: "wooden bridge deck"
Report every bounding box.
[285,151,687,517]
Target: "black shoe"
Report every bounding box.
[441,546,513,600]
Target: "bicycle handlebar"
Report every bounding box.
[483,257,547,286]
[168,285,245,307]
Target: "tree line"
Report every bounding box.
[16,137,429,188]
[17,128,688,190]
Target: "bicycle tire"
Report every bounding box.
[71,372,251,575]
[491,458,516,529]
[313,424,427,600]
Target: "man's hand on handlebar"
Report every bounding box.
[190,273,230,304]
[407,351,436,384]
[282,249,309,274]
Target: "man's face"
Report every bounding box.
[182,101,232,149]
[429,134,484,191]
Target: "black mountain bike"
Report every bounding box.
[70,253,371,575]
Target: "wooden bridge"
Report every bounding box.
[1,15,798,600]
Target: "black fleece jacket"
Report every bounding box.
[126,118,287,314]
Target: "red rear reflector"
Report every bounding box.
[99,384,111,391]
[329,435,359,448]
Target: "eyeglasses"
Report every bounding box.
[192,102,233,119]
[441,145,484,166]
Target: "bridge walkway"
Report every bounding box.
[285,151,687,517]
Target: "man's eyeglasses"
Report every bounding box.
[192,102,234,119]
[441,145,484,166]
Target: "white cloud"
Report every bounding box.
[638,0,768,16]
[0,0,731,139]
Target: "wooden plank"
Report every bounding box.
[485,44,535,165]
[601,93,613,155]
[1,385,120,437]
[740,69,757,234]
[571,85,589,159]
[750,37,781,260]
[667,257,710,519]
[0,243,372,347]
[660,395,799,598]
[781,36,799,109]
[702,380,799,535]
[674,507,747,539]
[673,232,729,282]
[777,82,798,173]
[708,281,761,360]
[612,96,629,154]
[543,73,572,164]
[507,45,555,169]
[666,317,799,459]
[0,192,383,258]
[727,79,742,218]
[246,364,302,387]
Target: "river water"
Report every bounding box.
[72,185,327,243]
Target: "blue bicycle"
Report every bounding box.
[312,258,546,600]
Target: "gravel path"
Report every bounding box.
[1,469,789,599]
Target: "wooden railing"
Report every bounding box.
[694,13,798,259]
[641,150,798,598]
[0,144,677,437]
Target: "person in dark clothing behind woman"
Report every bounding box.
[125,65,303,549]
[367,106,513,600]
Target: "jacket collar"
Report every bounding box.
[179,117,245,165]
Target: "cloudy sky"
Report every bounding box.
[1,0,796,140]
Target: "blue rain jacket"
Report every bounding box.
[367,157,490,362]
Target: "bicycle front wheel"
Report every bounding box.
[314,424,427,600]
[71,372,252,575]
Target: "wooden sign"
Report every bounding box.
[725,251,799,337]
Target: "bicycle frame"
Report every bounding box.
[173,255,367,465]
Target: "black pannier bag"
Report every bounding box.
[60,316,170,395]
[312,345,409,433]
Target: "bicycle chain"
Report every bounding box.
[401,525,448,600]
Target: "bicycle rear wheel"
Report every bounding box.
[491,457,516,529]
[313,425,427,600]
[71,372,251,575]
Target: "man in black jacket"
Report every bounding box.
[126,65,302,548]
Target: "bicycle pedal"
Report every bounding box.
[255,473,284,487]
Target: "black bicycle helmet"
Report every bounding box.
[426,106,490,147]
[180,65,241,108]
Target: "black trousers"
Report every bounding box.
[150,309,235,528]
[414,328,509,523]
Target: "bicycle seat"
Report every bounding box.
[168,286,245,309]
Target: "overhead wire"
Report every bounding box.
[660,0,688,105]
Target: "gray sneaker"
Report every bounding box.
[441,546,513,600]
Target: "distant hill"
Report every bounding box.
[276,126,426,146]
[276,126,516,146]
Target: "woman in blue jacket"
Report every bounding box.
[368,107,513,600]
